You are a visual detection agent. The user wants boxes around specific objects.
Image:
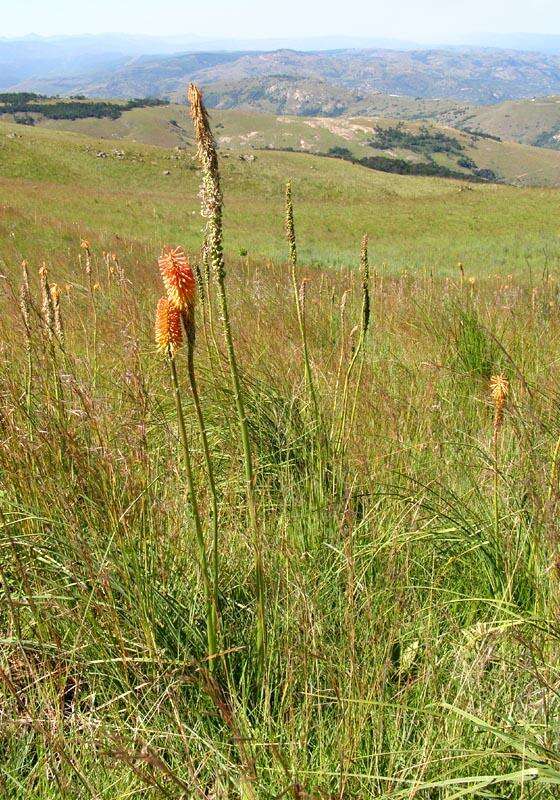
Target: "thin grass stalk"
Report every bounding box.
[19,260,33,415]
[81,239,98,384]
[50,283,64,347]
[490,375,508,547]
[330,289,349,439]
[39,264,65,416]
[188,83,266,670]
[337,235,371,453]
[548,433,560,503]
[285,181,319,421]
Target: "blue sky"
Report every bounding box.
[2,0,559,39]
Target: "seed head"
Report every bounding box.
[81,239,92,276]
[39,264,54,337]
[188,83,225,282]
[159,245,196,311]
[188,83,216,167]
[21,260,30,292]
[155,297,183,353]
[20,261,32,340]
[360,233,370,337]
[285,181,297,267]
[51,283,64,345]
[490,374,509,431]
[299,277,308,309]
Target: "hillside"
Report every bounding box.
[197,76,468,119]
[7,100,560,187]
[459,96,560,149]
[12,47,560,106]
[1,120,560,273]
[208,111,560,187]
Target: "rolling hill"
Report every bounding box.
[1,119,560,275]
[458,96,560,149]
[196,76,469,119]
[5,99,560,188]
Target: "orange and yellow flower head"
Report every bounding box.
[155,297,183,353]
[158,245,196,311]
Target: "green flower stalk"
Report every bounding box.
[188,83,266,670]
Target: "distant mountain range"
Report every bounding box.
[0,34,422,91]
[10,47,560,108]
[444,33,560,54]
[6,33,560,112]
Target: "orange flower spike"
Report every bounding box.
[155,297,183,353]
[159,245,196,311]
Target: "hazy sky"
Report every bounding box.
[2,0,559,40]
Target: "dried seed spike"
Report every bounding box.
[299,277,309,310]
[51,283,64,345]
[21,259,30,294]
[340,289,349,318]
[188,81,266,667]
[81,239,92,276]
[20,284,32,346]
[20,260,32,339]
[285,181,297,267]
[360,234,370,338]
[155,297,183,353]
[39,264,54,338]
[159,245,196,311]
[490,374,509,432]
[188,83,225,282]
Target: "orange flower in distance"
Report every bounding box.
[158,245,196,311]
[155,297,183,353]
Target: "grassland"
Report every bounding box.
[2,119,560,277]
[2,110,560,798]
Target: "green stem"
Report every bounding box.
[26,346,33,418]
[183,314,220,658]
[214,267,266,667]
[548,432,560,503]
[169,352,217,667]
[336,330,365,455]
[493,427,500,544]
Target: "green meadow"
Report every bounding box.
[2,120,560,273]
